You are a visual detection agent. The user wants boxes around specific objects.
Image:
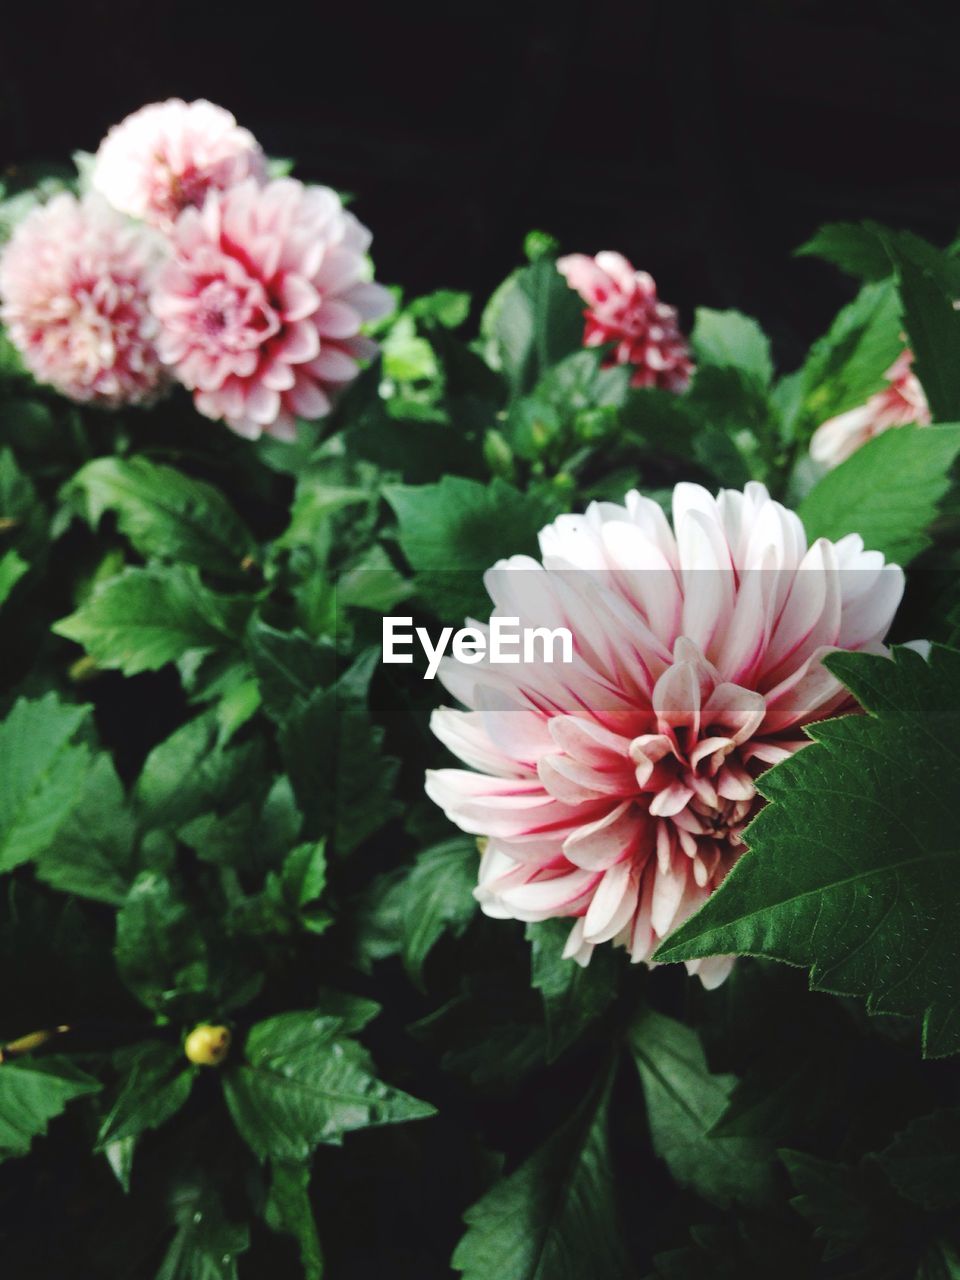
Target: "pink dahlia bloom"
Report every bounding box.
[92,99,267,232]
[0,192,167,406]
[557,251,694,392]
[810,350,930,469]
[426,482,903,988]
[150,177,393,440]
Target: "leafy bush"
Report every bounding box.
[1,141,960,1280]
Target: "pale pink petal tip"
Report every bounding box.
[810,349,931,469]
[558,249,694,392]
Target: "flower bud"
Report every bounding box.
[184,1024,231,1067]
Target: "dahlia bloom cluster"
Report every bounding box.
[557,251,694,392]
[810,350,930,469]
[0,99,388,436]
[0,193,166,406]
[426,482,903,987]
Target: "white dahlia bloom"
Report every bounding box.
[426,482,904,988]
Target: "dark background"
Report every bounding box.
[4,0,960,370]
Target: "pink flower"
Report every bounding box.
[426,482,903,987]
[0,192,167,407]
[557,251,694,392]
[92,99,267,232]
[810,350,930,469]
[150,177,393,440]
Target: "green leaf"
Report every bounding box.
[279,650,399,853]
[222,1009,434,1160]
[398,837,477,987]
[795,221,893,281]
[452,1072,630,1280]
[655,645,960,1057]
[408,289,471,329]
[97,1042,195,1152]
[874,1107,960,1211]
[533,349,632,414]
[54,566,253,676]
[264,1161,324,1280]
[780,1151,884,1264]
[480,257,583,398]
[527,918,617,1060]
[0,1055,100,1160]
[63,456,255,578]
[628,1008,772,1209]
[0,447,46,558]
[114,872,211,1015]
[233,842,330,938]
[918,1240,960,1280]
[775,279,902,442]
[0,549,27,608]
[336,544,416,615]
[247,620,337,722]
[34,751,137,905]
[691,309,773,386]
[386,476,557,621]
[158,1180,250,1280]
[798,423,960,563]
[0,693,92,873]
[884,230,960,422]
[135,714,264,831]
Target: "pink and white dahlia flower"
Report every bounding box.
[150,177,393,440]
[0,192,167,406]
[91,99,267,232]
[557,251,694,392]
[426,482,903,987]
[810,350,930,469]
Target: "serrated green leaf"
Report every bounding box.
[63,456,255,578]
[278,650,399,853]
[0,1055,100,1160]
[775,279,902,442]
[795,221,893,281]
[527,918,617,1060]
[222,1009,434,1160]
[114,872,211,1015]
[34,751,137,904]
[0,693,92,873]
[54,566,253,675]
[655,645,960,1057]
[452,1072,630,1280]
[398,837,477,987]
[247,619,337,722]
[386,475,557,621]
[480,256,583,398]
[628,1008,772,1209]
[874,1107,960,1211]
[135,714,264,831]
[780,1151,884,1264]
[799,423,960,563]
[691,309,773,386]
[264,1161,323,1280]
[97,1041,195,1151]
